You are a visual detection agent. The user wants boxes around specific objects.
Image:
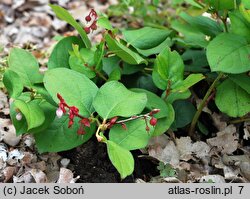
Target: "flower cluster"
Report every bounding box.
[84,9,98,34]
[56,93,90,135]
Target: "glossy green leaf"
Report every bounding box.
[123,27,171,50]
[32,85,57,106]
[207,33,250,74]
[153,47,184,89]
[229,11,250,42]
[48,36,84,69]
[182,49,209,73]
[93,81,147,119]
[50,4,91,48]
[172,100,196,128]
[69,47,96,79]
[13,99,45,131]
[109,119,151,150]
[229,74,250,94]
[171,74,205,92]
[165,89,191,104]
[136,38,172,56]
[108,68,121,81]
[97,16,113,30]
[153,116,174,136]
[8,48,42,86]
[215,79,250,117]
[102,56,145,75]
[3,69,23,99]
[205,0,235,10]
[178,12,223,37]
[94,41,105,71]
[10,93,30,135]
[242,0,250,8]
[124,74,158,93]
[44,68,98,116]
[197,121,209,136]
[131,88,171,118]
[106,140,134,179]
[11,99,57,136]
[239,3,250,23]
[171,20,209,48]
[105,34,147,65]
[34,116,95,153]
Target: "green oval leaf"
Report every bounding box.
[229,74,250,94]
[8,48,42,86]
[48,36,84,69]
[207,33,250,74]
[69,47,96,79]
[178,12,223,37]
[172,100,196,129]
[50,4,91,48]
[131,88,171,119]
[106,140,134,179]
[3,69,23,99]
[109,119,152,150]
[97,16,113,30]
[215,79,250,117]
[44,68,98,116]
[205,0,235,10]
[153,47,184,90]
[171,73,205,92]
[123,27,171,50]
[34,116,95,153]
[105,34,148,65]
[13,99,45,131]
[153,116,174,136]
[229,11,250,42]
[93,81,147,119]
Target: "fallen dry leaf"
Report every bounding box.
[3,166,16,182]
[211,112,227,131]
[207,125,238,154]
[29,169,47,183]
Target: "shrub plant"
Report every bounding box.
[2,0,250,179]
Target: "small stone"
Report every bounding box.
[2,124,21,147]
[60,158,70,168]
[3,167,16,182]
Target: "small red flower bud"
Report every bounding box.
[90,22,97,30]
[150,117,157,126]
[146,126,150,132]
[69,111,74,120]
[81,118,90,127]
[57,93,63,100]
[90,9,97,18]
[110,116,118,125]
[71,106,79,113]
[84,27,91,34]
[85,15,91,22]
[149,109,160,116]
[68,120,74,128]
[107,116,118,129]
[121,123,127,130]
